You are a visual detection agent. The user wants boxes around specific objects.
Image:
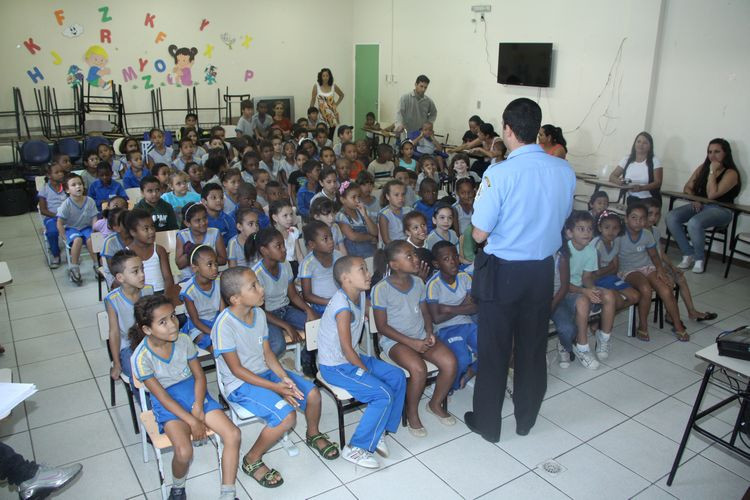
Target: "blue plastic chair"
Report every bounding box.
[83,136,110,154]
[20,140,52,166]
[55,138,82,163]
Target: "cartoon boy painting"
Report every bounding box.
[84,45,111,89]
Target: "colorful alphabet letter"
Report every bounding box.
[27,67,44,84]
[155,31,166,44]
[145,13,156,28]
[54,9,65,26]
[98,6,112,22]
[23,38,41,55]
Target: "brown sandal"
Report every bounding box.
[636,329,650,342]
[673,329,690,342]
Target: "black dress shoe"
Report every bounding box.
[464,411,500,443]
[515,426,531,436]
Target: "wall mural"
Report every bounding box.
[23,5,254,90]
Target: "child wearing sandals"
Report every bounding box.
[591,211,641,311]
[212,267,339,489]
[618,203,690,341]
[372,240,457,437]
[426,241,478,390]
[130,295,240,500]
[642,198,717,324]
[317,256,406,469]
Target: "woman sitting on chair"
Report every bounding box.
[666,138,741,274]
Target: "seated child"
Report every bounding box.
[355,171,380,221]
[130,295,240,500]
[393,167,417,207]
[378,180,412,245]
[318,256,407,468]
[287,151,310,205]
[372,240,457,436]
[300,221,343,315]
[425,202,460,253]
[355,138,371,167]
[416,156,440,192]
[124,209,175,295]
[212,267,338,488]
[333,125,353,157]
[203,153,227,186]
[37,162,67,269]
[233,182,270,230]
[336,181,378,257]
[270,200,304,277]
[448,153,481,195]
[426,241,479,390]
[250,228,318,363]
[180,113,206,140]
[619,203,689,341]
[105,249,153,382]
[227,208,260,268]
[235,99,254,137]
[180,245,222,350]
[161,171,201,224]
[101,208,131,287]
[278,140,297,185]
[88,162,128,212]
[589,191,609,224]
[310,197,347,256]
[342,142,365,181]
[590,212,640,310]
[452,178,475,236]
[398,140,417,172]
[259,140,281,177]
[202,183,237,246]
[81,150,99,188]
[404,211,428,249]
[146,128,174,168]
[253,169,271,207]
[296,160,322,219]
[57,174,99,284]
[173,137,200,172]
[413,178,439,233]
[98,143,124,179]
[264,181,284,208]
[176,202,227,281]
[185,162,204,195]
[559,211,617,369]
[408,122,448,171]
[240,151,260,185]
[94,198,127,235]
[643,198,716,323]
[368,144,395,188]
[335,157,351,184]
[134,176,178,231]
[310,166,338,205]
[221,169,242,215]
[122,151,150,189]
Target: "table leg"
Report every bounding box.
[667,363,714,486]
[665,195,677,254]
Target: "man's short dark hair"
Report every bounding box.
[416,75,430,85]
[501,98,542,145]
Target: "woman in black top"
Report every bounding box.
[666,138,741,273]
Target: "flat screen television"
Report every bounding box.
[497,43,553,88]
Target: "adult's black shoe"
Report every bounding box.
[463,411,500,443]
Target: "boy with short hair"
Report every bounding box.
[135,176,178,231]
[202,182,237,245]
[265,181,284,207]
[296,160,321,219]
[342,142,364,181]
[97,143,124,179]
[235,99,255,137]
[314,128,332,151]
[393,167,417,207]
[88,162,128,211]
[253,170,272,207]
[105,249,153,382]
[181,112,205,139]
[57,173,98,284]
[307,106,326,130]
[122,150,150,189]
[52,153,73,175]
[174,137,201,171]
[38,162,67,268]
[258,141,279,176]
[413,177,438,233]
[333,125,353,157]
[81,150,99,188]
[252,101,273,140]
[367,144,395,188]
[232,182,270,229]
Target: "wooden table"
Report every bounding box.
[362,128,398,144]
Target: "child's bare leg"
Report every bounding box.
[244,412,294,485]
[204,410,240,486]
[390,345,427,429]
[619,288,640,309]
[422,340,457,417]
[70,237,83,265]
[599,289,616,332]
[625,273,652,333]
[85,237,97,264]
[574,295,592,345]
[673,273,703,318]
[163,421,193,483]
[647,273,686,333]
[303,387,323,436]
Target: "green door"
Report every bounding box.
[354,44,379,141]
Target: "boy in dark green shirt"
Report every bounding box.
[134,176,178,231]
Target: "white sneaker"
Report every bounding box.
[692,260,705,274]
[342,445,379,469]
[677,256,694,269]
[574,346,600,370]
[375,436,389,458]
[558,343,571,368]
[595,331,611,360]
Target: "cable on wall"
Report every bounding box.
[480,16,497,79]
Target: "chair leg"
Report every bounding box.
[125,384,140,435]
[705,228,717,271]
[110,377,116,406]
[724,236,738,279]
[722,230,728,263]
[627,305,636,337]
[337,400,346,448]
[664,233,672,255]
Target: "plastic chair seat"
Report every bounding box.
[140,408,216,450]
[315,371,355,400]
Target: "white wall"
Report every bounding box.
[1,0,354,132]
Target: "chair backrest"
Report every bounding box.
[111,137,124,155]
[83,136,110,153]
[364,256,374,274]
[155,229,177,254]
[126,187,143,202]
[91,231,106,254]
[97,310,109,341]
[56,138,81,161]
[21,140,51,166]
[305,319,321,351]
[34,175,45,192]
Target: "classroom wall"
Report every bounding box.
[1,0,354,132]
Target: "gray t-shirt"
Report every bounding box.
[317,289,366,366]
[212,307,269,394]
[372,275,426,344]
[236,116,254,136]
[57,196,98,230]
[132,333,198,388]
[252,260,294,311]
[425,229,459,251]
[299,250,342,301]
[180,277,221,339]
[617,230,656,273]
[104,286,154,350]
[425,272,473,330]
[593,236,621,267]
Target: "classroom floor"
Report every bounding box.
[1,211,750,500]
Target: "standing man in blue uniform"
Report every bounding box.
[464,98,575,442]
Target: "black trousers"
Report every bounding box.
[0,442,38,486]
[470,250,553,439]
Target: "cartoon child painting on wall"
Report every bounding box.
[84,45,111,89]
[168,45,198,86]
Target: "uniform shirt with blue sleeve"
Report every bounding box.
[471,144,575,261]
[372,275,427,341]
[180,278,221,338]
[593,236,621,267]
[207,210,237,245]
[211,308,269,394]
[317,289,367,366]
[252,261,294,311]
[426,272,473,330]
[296,183,316,218]
[56,197,98,230]
[104,286,154,350]
[101,234,126,259]
[412,200,435,232]
[299,250,342,301]
[617,230,656,273]
[425,229,459,251]
[122,167,151,189]
[173,154,203,171]
[223,194,239,216]
[233,207,270,230]
[453,201,473,235]
[88,180,128,211]
[177,227,220,248]
[378,206,412,242]
[38,182,67,219]
[227,235,255,268]
[132,333,197,387]
[147,146,173,167]
[567,240,598,287]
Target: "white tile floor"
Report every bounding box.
[1,211,750,499]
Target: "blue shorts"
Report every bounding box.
[227,369,315,427]
[150,376,222,432]
[311,303,327,316]
[65,226,93,245]
[595,274,631,291]
[181,317,216,349]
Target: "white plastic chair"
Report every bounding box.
[126,187,143,203]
